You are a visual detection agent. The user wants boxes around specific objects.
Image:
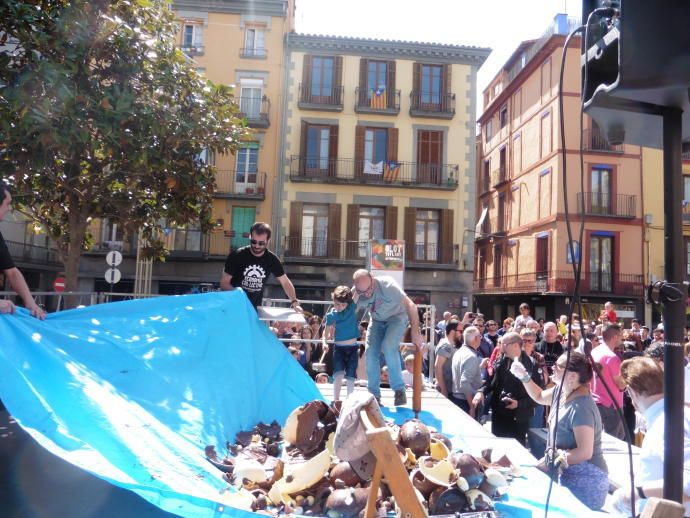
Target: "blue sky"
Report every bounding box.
[295,0,583,114]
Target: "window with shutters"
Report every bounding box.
[411,63,454,117]
[301,204,329,257]
[421,65,442,106]
[417,130,443,185]
[358,207,385,258]
[589,234,613,292]
[364,129,387,165]
[415,209,440,262]
[305,124,332,173]
[311,57,334,97]
[300,55,343,109]
[367,61,388,93]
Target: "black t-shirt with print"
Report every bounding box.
[0,231,15,271]
[223,246,285,308]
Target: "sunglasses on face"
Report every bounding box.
[250,239,267,246]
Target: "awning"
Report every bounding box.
[475,206,488,236]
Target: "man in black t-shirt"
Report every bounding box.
[0,185,45,319]
[535,321,563,375]
[220,222,302,311]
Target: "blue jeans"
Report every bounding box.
[366,316,408,397]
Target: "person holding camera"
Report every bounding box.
[472,332,542,445]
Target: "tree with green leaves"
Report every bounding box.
[0,0,248,292]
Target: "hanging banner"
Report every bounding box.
[368,239,405,289]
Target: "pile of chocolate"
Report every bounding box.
[205,400,515,516]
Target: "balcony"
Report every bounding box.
[409,92,455,119]
[473,270,644,297]
[584,127,623,153]
[5,240,61,266]
[577,192,636,218]
[239,47,267,59]
[289,157,459,190]
[180,45,204,56]
[354,87,401,115]
[238,95,270,128]
[298,83,344,111]
[214,170,266,200]
[683,151,690,161]
[283,237,458,266]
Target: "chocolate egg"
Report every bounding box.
[324,488,369,518]
[410,468,440,499]
[466,489,493,511]
[329,462,363,487]
[398,419,431,457]
[431,432,453,451]
[450,453,484,489]
[430,487,469,515]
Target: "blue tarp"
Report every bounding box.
[0,291,599,517]
[0,291,322,517]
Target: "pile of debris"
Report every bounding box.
[205,400,518,516]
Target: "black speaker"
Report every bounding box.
[582,0,690,148]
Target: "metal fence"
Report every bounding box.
[263,297,438,379]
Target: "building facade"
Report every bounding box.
[473,14,645,324]
[270,34,489,311]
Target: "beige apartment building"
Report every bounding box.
[473,14,645,323]
[270,33,489,311]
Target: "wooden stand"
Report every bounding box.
[360,404,428,518]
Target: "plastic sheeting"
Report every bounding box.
[0,291,322,517]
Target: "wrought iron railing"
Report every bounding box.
[354,87,401,114]
[214,171,267,199]
[577,192,636,218]
[298,83,344,109]
[584,128,623,152]
[289,156,459,189]
[473,270,644,296]
[409,91,455,117]
[238,95,270,127]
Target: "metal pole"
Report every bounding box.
[662,107,685,504]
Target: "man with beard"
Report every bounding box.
[221,222,302,312]
[434,319,461,397]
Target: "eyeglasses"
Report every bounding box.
[250,239,267,246]
[522,338,535,343]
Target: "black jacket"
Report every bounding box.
[479,350,542,422]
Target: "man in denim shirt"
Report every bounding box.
[352,269,424,406]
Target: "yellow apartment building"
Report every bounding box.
[272,33,490,310]
[640,148,690,326]
[473,14,645,323]
[73,0,295,293]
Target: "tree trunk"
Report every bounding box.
[63,204,87,308]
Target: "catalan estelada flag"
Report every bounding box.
[370,87,387,109]
[383,160,401,182]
